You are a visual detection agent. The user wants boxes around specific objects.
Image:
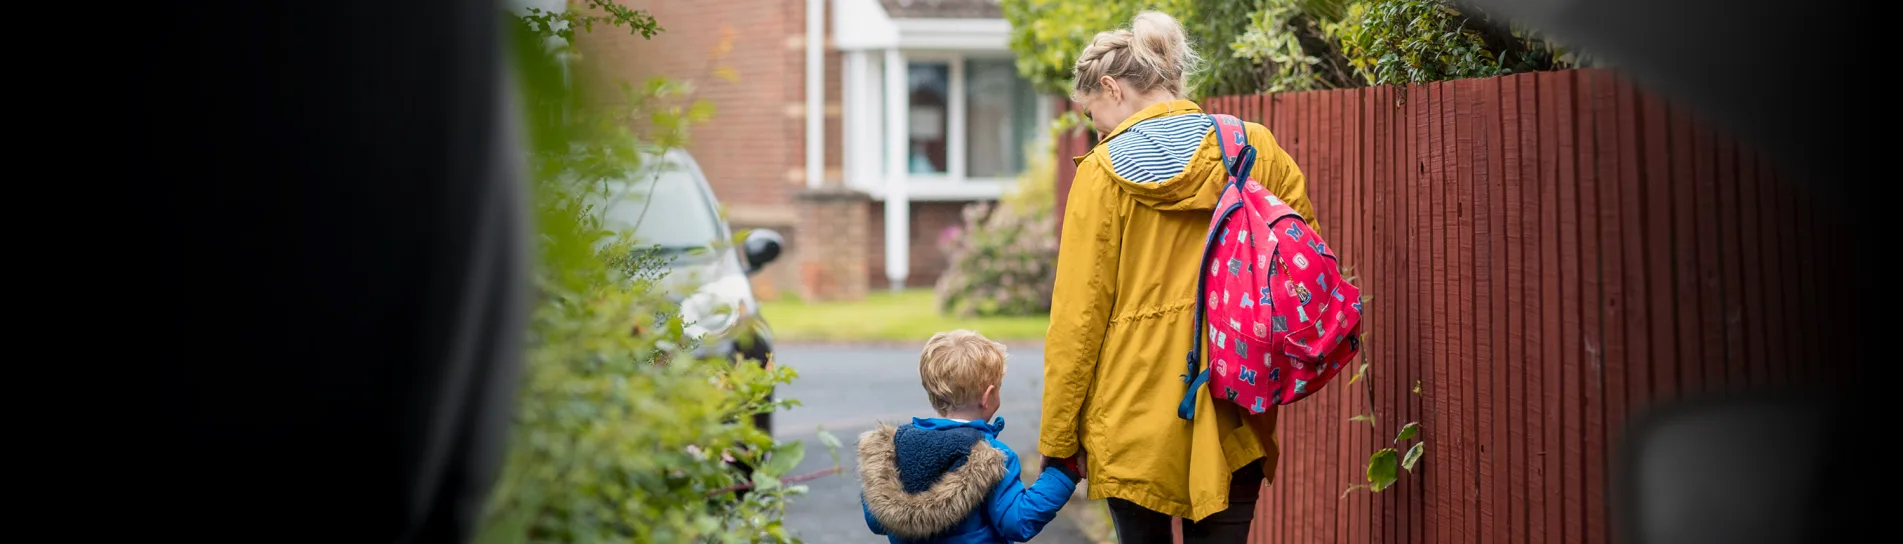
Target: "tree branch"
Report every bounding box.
[706,466,845,497]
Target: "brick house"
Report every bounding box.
[575,0,1050,301]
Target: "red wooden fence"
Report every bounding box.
[1053,69,1854,543]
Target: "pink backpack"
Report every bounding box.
[1176,114,1364,420]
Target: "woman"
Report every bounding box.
[1037,11,1318,543]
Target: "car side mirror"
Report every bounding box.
[742,228,783,275]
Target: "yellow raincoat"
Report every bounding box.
[1039,100,1317,521]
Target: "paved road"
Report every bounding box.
[772,345,1093,544]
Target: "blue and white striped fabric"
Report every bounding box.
[1105,114,1217,183]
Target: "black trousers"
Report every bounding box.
[1107,462,1265,544]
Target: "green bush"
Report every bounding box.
[935,139,1059,318]
[1228,0,1358,93]
[1006,0,1579,99]
[1327,0,1579,88]
[476,5,826,543]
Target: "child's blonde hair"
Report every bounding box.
[918,330,1009,415]
[1070,11,1202,102]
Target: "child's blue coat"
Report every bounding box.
[857,417,1078,543]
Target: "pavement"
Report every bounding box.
[771,344,1109,544]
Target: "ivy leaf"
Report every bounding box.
[1367,448,1399,492]
[1394,422,1420,443]
[1348,362,1371,385]
[1413,380,1422,395]
[1402,442,1426,472]
[1349,414,1376,427]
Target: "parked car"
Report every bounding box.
[600,147,784,434]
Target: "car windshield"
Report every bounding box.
[600,159,724,253]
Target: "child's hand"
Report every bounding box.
[1042,452,1086,480]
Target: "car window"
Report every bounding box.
[601,159,724,252]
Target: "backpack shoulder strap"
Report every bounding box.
[1178,113,1261,421]
[1209,114,1255,184]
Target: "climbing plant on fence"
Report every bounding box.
[1338,269,1423,496]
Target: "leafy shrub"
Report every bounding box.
[1228,0,1358,93]
[476,5,827,543]
[935,139,1059,318]
[1006,0,1579,100]
[1327,0,1579,88]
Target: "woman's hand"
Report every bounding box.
[1042,450,1088,479]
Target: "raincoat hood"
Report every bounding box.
[1078,100,1231,213]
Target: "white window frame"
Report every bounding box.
[884,50,1041,201]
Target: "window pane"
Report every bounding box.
[906,62,949,174]
[965,58,1038,179]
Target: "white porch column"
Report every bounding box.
[804,0,825,189]
[883,47,910,292]
[842,50,861,187]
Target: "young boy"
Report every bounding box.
[857,330,1081,543]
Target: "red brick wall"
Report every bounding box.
[574,0,847,299]
[868,201,971,289]
[575,0,801,209]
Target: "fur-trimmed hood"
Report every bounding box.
[857,421,1008,540]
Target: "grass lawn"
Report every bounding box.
[760,289,1050,343]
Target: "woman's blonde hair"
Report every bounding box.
[1070,11,1202,102]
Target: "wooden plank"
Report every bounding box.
[1332,88,1348,544]
[1512,74,1539,544]
[1393,85,1405,543]
[1779,163,1804,385]
[1416,83,1432,544]
[1576,69,1607,544]
[1691,114,1725,393]
[1452,77,1478,544]
[1788,161,1816,385]
[1381,84,1394,544]
[1409,82,1429,544]
[1261,93,1274,129]
[1483,75,1511,544]
[1540,69,1576,544]
[1737,142,1767,387]
[1500,74,1524,544]
[1336,87,1351,544]
[1667,97,1702,393]
[1611,82,1651,411]
[1757,150,1788,386]
[1332,87,1347,544]
[1350,86,1365,544]
[1716,130,1747,387]
[1470,76,1498,544]
[1054,98,1078,237]
[1381,83,1402,544]
[1424,81,1447,544]
[1638,82,1675,405]
[1357,86,1373,544]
